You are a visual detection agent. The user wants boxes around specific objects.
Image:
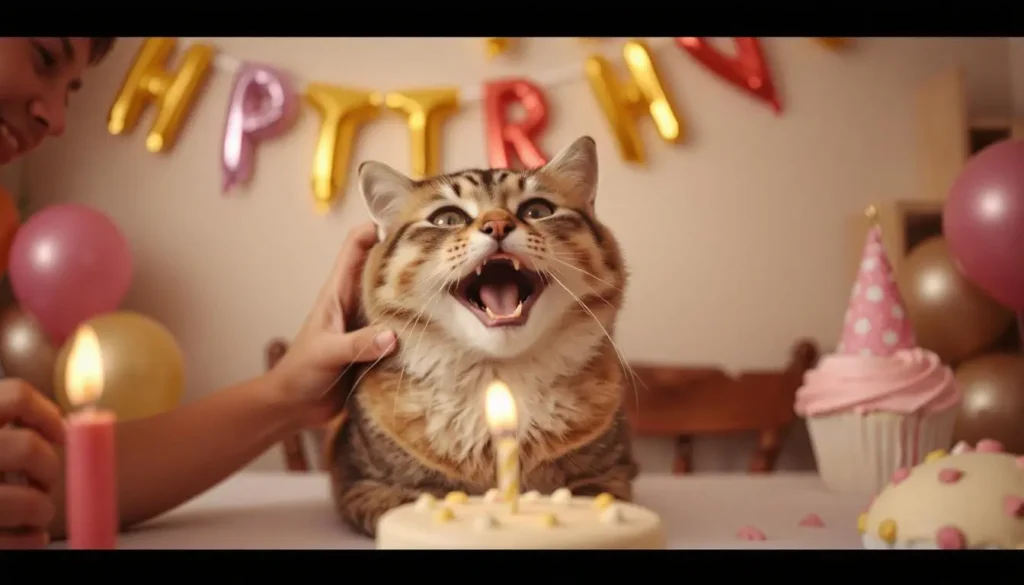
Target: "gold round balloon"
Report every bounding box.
[53,311,184,420]
[0,306,58,400]
[952,353,1024,455]
[897,237,1014,364]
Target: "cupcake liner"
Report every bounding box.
[807,408,957,494]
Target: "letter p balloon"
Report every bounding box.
[221,63,300,194]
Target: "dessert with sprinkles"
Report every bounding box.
[859,439,1024,549]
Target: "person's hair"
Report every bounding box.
[88,37,116,65]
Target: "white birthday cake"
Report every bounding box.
[376,488,666,549]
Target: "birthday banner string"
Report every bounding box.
[105,37,850,215]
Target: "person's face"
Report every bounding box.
[0,37,91,165]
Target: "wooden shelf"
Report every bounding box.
[915,68,1024,204]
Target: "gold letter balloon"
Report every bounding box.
[385,88,460,179]
[305,84,383,214]
[584,39,685,165]
[53,311,185,421]
[107,37,215,154]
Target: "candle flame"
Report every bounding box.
[65,325,104,408]
[484,380,516,432]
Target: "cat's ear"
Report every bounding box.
[541,135,599,213]
[358,161,414,240]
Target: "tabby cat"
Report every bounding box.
[327,135,637,537]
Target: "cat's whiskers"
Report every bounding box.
[389,262,462,422]
[335,297,442,414]
[329,267,456,410]
[539,251,648,404]
[538,249,647,398]
[541,267,644,413]
[535,252,620,311]
[544,250,627,298]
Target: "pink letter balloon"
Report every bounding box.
[8,204,133,346]
[944,140,1024,314]
[221,62,299,194]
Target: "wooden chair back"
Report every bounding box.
[625,339,819,474]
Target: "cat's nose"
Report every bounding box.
[480,218,515,241]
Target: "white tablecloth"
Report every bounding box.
[51,471,867,549]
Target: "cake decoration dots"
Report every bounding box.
[414,493,436,512]
[444,491,468,505]
[798,513,825,528]
[522,490,541,502]
[593,493,615,510]
[890,467,910,485]
[951,441,973,455]
[434,507,455,523]
[600,505,624,525]
[878,519,897,543]
[538,512,559,527]
[551,488,572,504]
[937,468,964,483]
[857,513,867,533]
[935,526,966,549]
[924,449,948,463]
[735,525,766,541]
[976,439,1004,453]
[483,488,501,503]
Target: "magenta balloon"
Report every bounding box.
[8,204,132,345]
[943,139,1024,310]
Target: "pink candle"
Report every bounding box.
[63,326,118,550]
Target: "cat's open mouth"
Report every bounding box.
[452,253,545,328]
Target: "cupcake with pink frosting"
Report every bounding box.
[795,225,962,494]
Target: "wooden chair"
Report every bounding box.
[624,339,819,474]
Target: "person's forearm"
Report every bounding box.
[48,373,302,539]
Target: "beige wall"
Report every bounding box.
[20,37,1013,473]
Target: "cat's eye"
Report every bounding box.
[428,206,470,227]
[517,198,556,221]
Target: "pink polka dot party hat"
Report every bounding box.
[837,225,916,357]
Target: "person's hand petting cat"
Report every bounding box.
[268,222,398,426]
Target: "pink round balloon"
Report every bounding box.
[944,139,1024,311]
[8,203,132,345]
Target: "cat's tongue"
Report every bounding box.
[478,283,520,317]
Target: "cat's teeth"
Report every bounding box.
[484,303,523,320]
[475,265,483,276]
[512,258,520,271]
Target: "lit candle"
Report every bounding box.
[484,380,519,514]
[64,325,117,550]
